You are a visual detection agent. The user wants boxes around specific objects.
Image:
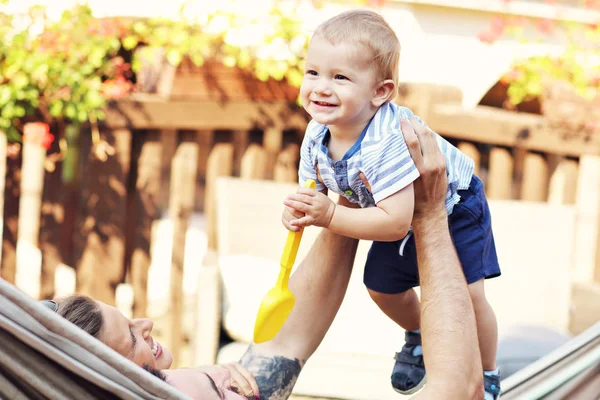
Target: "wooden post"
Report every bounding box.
[274,144,300,183]
[486,147,514,200]
[457,142,480,176]
[204,144,233,251]
[16,124,49,299]
[167,132,198,366]
[232,130,249,176]
[1,141,20,284]
[520,152,549,202]
[240,144,268,180]
[76,128,131,306]
[39,124,71,300]
[130,130,162,318]
[0,132,6,267]
[195,130,213,212]
[548,158,578,205]
[572,155,600,284]
[263,126,283,179]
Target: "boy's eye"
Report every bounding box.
[306,70,318,76]
[334,74,349,80]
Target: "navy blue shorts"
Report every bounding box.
[364,175,501,294]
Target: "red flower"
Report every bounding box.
[536,18,554,34]
[478,30,499,44]
[101,76,132,99]
[23,123,55,150]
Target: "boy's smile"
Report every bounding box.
[300,35,380,138]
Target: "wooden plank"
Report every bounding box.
[240,144,268,180]
[232,130,249,176]
[274,144,300,183]
[521,152,549,202]
[105,96,308,131]
[76,128,132,306]
[39,125,67,300]
[572,155,600,284]
[1,143,20,284]
[18,139,46,247]
[487,148,514,200]
[457,142,480,176]
[570,282,600,335]
[429,104,600,157]
[204,144,234,251]
[167,132,198,366]
[130,130,162,318]
[263,126,284,178]
[548,158,578,205]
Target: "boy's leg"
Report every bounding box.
[468,279,498,371]
[363,237,425,394]
[367,288,420,331]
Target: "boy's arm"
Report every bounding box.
[329,183,414,241]
[286,183,414,241]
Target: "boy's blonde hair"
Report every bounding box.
[314,9,400,98]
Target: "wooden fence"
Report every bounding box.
[1,82,600,362]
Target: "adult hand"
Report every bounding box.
[400,117,448,222]
[221,363,260,399]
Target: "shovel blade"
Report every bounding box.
[253,289,295,343]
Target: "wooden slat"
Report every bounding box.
[457,142,480,176]
[39,125,68,300]
[105,96,307,131]
[1,143,20,284]
[570,282,600,335]
[548,158,578,205]
[204,143,234,251]
[274,144,300,183]
[572,155,600,284]
[521,152,549,202]
[429,104,600,157]
[487,147,514,200]
[18,139,45,247]
[240,144,268,180]
[232,130,249,176]
[263,126,284,178]
[167,132,198,366]
[76,128,132,306]
[130,130,162,318]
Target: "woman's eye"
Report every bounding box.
[306,70,318,76]
[335,74,348,80]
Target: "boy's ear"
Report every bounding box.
[372,79,396,107]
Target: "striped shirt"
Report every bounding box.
[298,102,475,214]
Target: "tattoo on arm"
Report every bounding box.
[239,345,305,400]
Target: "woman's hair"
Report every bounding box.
[56,294,104,339]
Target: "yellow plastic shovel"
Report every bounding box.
[253,179,317,343]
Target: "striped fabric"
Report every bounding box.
[299,102,474,214]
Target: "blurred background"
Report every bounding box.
[1,0,599,398]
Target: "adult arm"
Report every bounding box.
[401,118,484,400]
[240,195,360,400]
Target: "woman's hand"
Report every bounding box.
[222,362,259,399]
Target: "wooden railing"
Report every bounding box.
[1,83,599,363]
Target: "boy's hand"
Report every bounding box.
[282,204,305,232]
[283,187,336,229]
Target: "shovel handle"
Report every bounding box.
[280,179,317,269]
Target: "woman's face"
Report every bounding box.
[96,301,173,370]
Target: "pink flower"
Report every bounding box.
[101,76,132,99]
[23,123,55,150]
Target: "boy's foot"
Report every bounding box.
[484,372,501,400]
[391,330,426,394]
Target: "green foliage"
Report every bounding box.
[481,1,600,106]
[0,0,388,142]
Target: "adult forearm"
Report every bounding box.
[413,214,482,393]
[328,205,409,241]
[241,227,359,400]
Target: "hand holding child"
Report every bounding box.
[282,188,336,230]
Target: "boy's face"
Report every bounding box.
[300,35,380,129]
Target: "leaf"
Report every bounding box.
[166,49,183,66]
[122,35,139,50]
